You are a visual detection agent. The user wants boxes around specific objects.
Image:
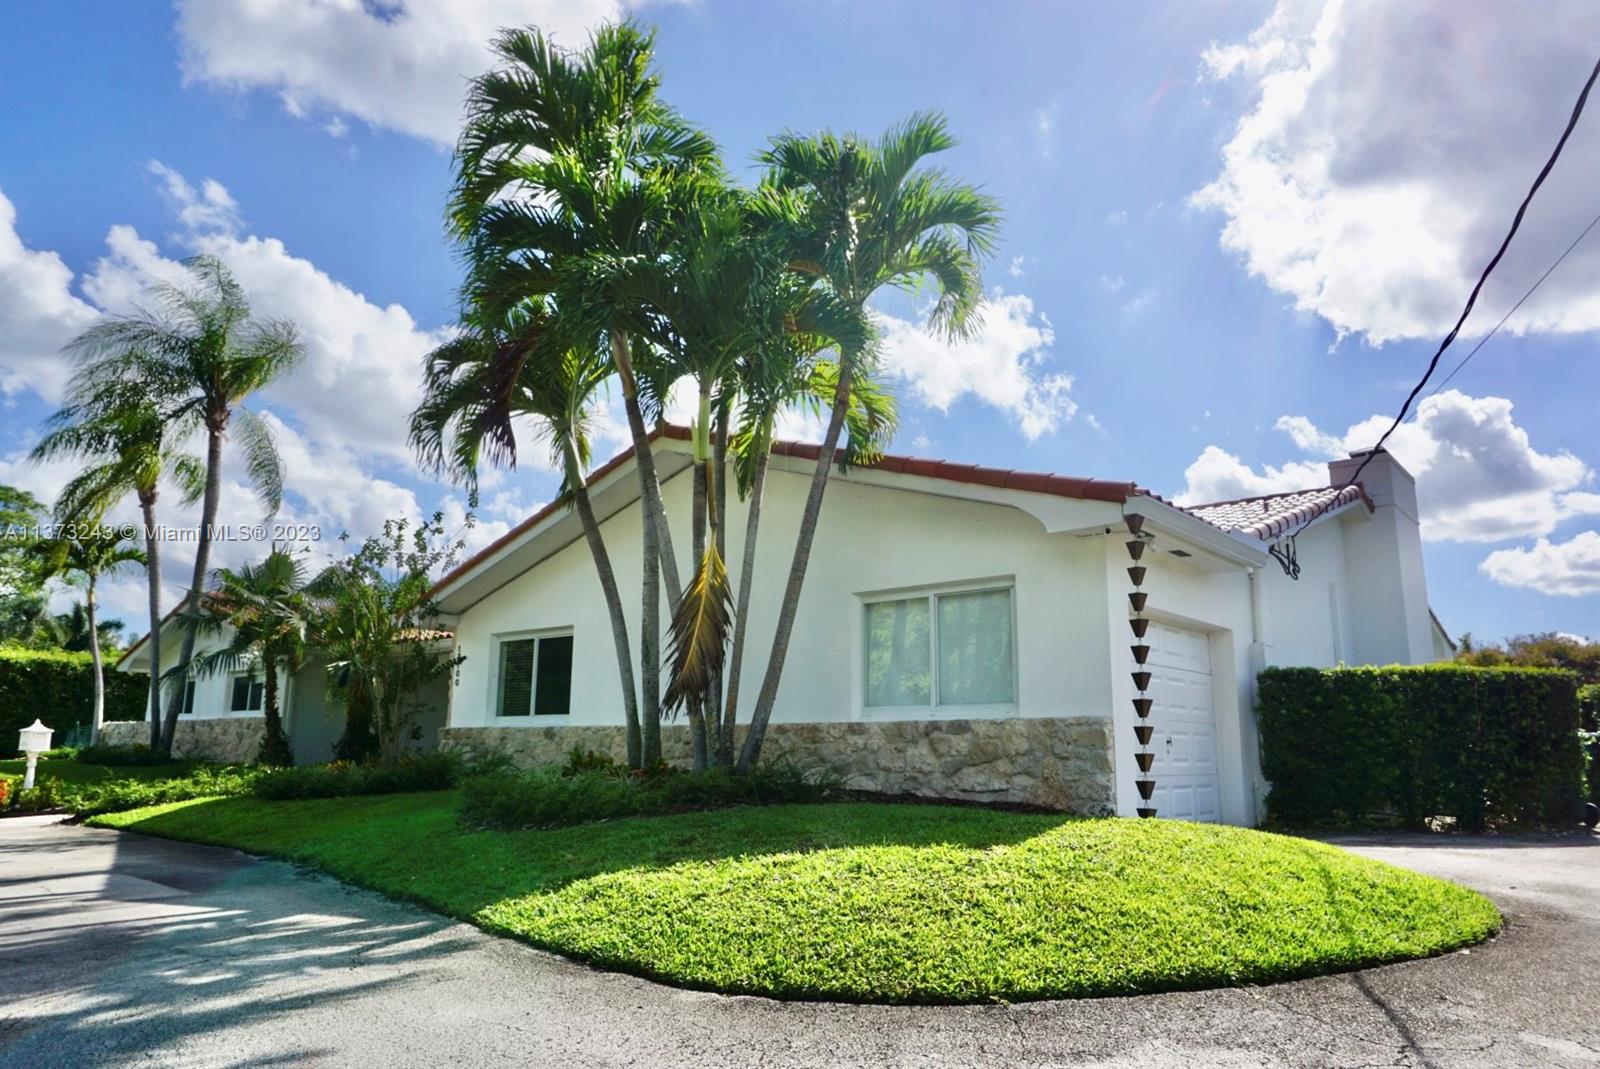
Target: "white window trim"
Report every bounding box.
[856,577,1019,718]
[490,627,575,722]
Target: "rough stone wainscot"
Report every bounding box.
[101,718,265,765]
[441,716,1115,815]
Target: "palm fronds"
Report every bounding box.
[662,543,733,717]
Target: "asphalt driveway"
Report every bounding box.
[1,814,1595,1068]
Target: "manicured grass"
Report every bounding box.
[92,794,1500,1003]
[0,756,196,787]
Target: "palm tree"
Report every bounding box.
[32,386,206,747]
[187,548,311,765]
[64,255,303,755]
[411,311,647,767]
[737,114,1000,771]
[32,525,146,745]
[306,516,463,766]
[51,602,127,653]
[451,22,718,763]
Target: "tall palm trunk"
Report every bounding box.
[610,334,682,604]
[721,447,767,767]
[711,408,731,766]
[260,658,290,765]
[738,371,853,772]
[139,492,162,749]
[640,514,662,766]
[611,332,680,769]
[160,421,225,755]
[566,443,642,768]
[686,455,710,772]
[86,577,104,747]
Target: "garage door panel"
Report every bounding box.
[1144,622,1220,823]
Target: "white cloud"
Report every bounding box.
[1105,210,1127,226]
[1481,531,1600,597]
[1194,0,1600,344]
[174,0,626,146]
[1033,103,1057,157]
[0,189,98,402]
[874,291,1076,440]
[1121,289,1156,316]
[146,161,241,235]
[1176,390,1600,543]
[1008,255,1027,278]
[1174,446,1327,506]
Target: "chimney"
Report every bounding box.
[1326,449,1435,665]
[1328,448,1419,520]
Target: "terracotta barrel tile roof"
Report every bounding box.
[1183,485,1371,541]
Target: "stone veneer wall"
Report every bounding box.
[441,716,1115,814]
[101,718,265,765]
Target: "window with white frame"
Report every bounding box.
[229,674,264,713]
[495,631,574,718]
[863,585,1015,709]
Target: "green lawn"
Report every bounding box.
[92,794,1500,1003]
[0,756,197,787]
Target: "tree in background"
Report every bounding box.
[1457,632,1600,686]
[32,387,206,746]
[187,548,314,766]
[48,601,127,654]
[0,484,50,644]
[31,524,146,745]
[310,516,465,766]
[64,255,303,755]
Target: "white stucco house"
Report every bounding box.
[108,617,451,765]
[427,427,1451,827]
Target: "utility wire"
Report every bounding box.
[1428,209,1600,398]
[1271,53,1600,579]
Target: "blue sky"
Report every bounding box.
[0,0,1596,642]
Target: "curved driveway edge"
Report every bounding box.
[1,816,1595,1068]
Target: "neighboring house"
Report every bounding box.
[430,427,1448,827]
[105,616,451,763]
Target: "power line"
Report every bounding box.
[1271,53,1600,579]
[1428,209,1600,398]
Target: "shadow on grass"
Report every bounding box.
[104,793,1074,921]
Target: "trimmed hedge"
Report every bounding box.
[0,645,147,755]
[252,754,463,800]
[1580,684,1599,806]
[1258,664,1583,830]
[460,760,836,830]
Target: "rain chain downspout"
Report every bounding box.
[1125,513,1157,819]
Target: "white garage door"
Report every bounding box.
[1145,622,1220,823]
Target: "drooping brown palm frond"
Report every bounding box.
[661,541,733,718]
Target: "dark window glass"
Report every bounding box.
[182,680,195,716]
[498,638,536,717]
[231,676,251,712]
[533,635,574,716]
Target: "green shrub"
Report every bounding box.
[1258,664,1584,830]
[0,645,146,755]
[76,743,170,767]
[252,753,462,800]
[66,766,263,817]
[8,775,69,812]
[462,760,836,830]
[560,746,624,778]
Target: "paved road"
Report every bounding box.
[1,815,1596,1068]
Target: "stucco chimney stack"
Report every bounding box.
[1327,448,1418,521]
[1325,448,1433,664]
